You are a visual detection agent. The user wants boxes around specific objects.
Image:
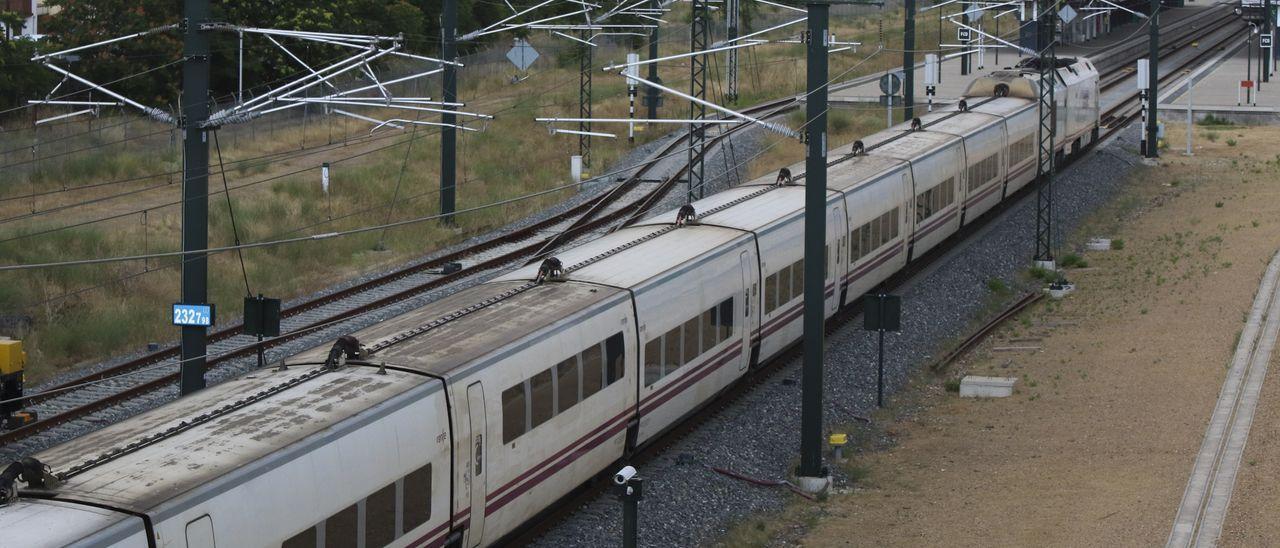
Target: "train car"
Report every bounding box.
[630,183,846,365]
[0,56,1103,548]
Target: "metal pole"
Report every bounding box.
[727,0,741,102]
[441,0,458,224]
[961,1,971,75]
[688,0,709,202]
[238,30,244,105]
[616,476,643,548]
[798,0,829,482]
[179,0,211,395]
[580,30,593,170]
[1032,0,1056,268]
[646,0,660,120]
[877,300,885,408]
[904,0,916,119]
[1144,0,1159,158]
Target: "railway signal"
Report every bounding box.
[864,294,902,408]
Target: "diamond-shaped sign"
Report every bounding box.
[1058,5,1077,24]
[507,38,539,71]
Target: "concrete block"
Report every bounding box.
[1086,237,1112,251]
[960,376,1017,398]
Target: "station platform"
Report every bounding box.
[828,1,1225,107]
[1160,39,1280,124]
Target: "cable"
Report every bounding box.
[213,129,253,297]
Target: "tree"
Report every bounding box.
[0,11,57,114]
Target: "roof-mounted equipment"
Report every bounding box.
[0,457,57,505]
[535,257,565,283]
[776,167,795,186]
[957,99,969,112]
[910,117,923,131]
[675,204,699,227]
[323,335,364,369]
[994,83,1010,97]
[847,140,865,157]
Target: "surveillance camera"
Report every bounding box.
[613,465,637,485]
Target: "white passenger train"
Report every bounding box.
[0,58,1098,548]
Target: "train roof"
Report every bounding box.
[962,96,1035,117]
[915,109,1004,136]
[0,499,138,546]
[864,130,961,161]
[497,224,749,291]
[293,281,627,376]
[632,183,843,233]
[29,364,428,513]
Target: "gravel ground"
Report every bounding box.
[531,125,1146,547]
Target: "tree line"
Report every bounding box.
[0,0,590,112]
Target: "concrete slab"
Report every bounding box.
[960,376,1017,398]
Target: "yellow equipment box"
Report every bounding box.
[0,340,26,375]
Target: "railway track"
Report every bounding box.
[0,87,819,451]
[509,11,1246,545]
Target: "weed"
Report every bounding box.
[1111,238,1125,250]
[1198,113,1233,126]
[1205,131,1219,142]
[986,278,1008,292]
[1215,201,1224,208]
[1060,254,1088,268]
[944,379,961,393]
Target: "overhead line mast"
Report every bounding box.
[688,0,710,202]
[1033,0,1057,271]
[179,0,211,395]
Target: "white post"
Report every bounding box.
[1185,76,1193,156]
[571,155,583,183]
[30,0,37,36]
[238,30,245,105]
[886,95,892,128]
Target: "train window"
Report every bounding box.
[324,503,358,548]
[717,299,734,340]
[582,343,605,399]
[502,384,527,444]
[764,272,778,314]
[282,526,317,548]
[644,337,662,387]
[557,357,580,411]
[788,258,798,297]
[662,325,683,376]
[366,482,397,547]
[702,308,718,351]
[880,212,893,245]
[606,332,625,385]
[403,464,432,532]
[859,222,872,255]
[777,267,791,306]
[530,368,553,428]
[891,208,900,238]
[682,316,701,364]
[869,217,881,249]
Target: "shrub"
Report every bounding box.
[1060,254,1088,268]
[1227,138,1238,147]
[987,278,1008,292]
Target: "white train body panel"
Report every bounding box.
[831,156,912,306]
[0,57,1103,548]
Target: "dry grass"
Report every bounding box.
[0,5,970,380]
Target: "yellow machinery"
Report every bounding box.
[0,339,35,429]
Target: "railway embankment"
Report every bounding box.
[792,122,1280,546]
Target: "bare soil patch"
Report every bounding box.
[795,125,1280,546]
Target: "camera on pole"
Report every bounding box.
[614,465,643,548]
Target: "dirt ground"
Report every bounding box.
[797,124,1280,547]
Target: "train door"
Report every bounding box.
[902,170,916,262]
[827,205,843,316]
[738,250,754,372]
[185,515,215,548]
[466,382,487,547]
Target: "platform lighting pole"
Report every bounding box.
[1144,0,1159,158]
[580,30,593,170]
[688,0,709,202]
[179,0,211,395]
[961,1,971,75]
[441,0,458,224]
[1032,0,1057,269]
[904,0,916,119]
[646,0,661,120]
[727,0,741,102]
[798,0,832,485]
